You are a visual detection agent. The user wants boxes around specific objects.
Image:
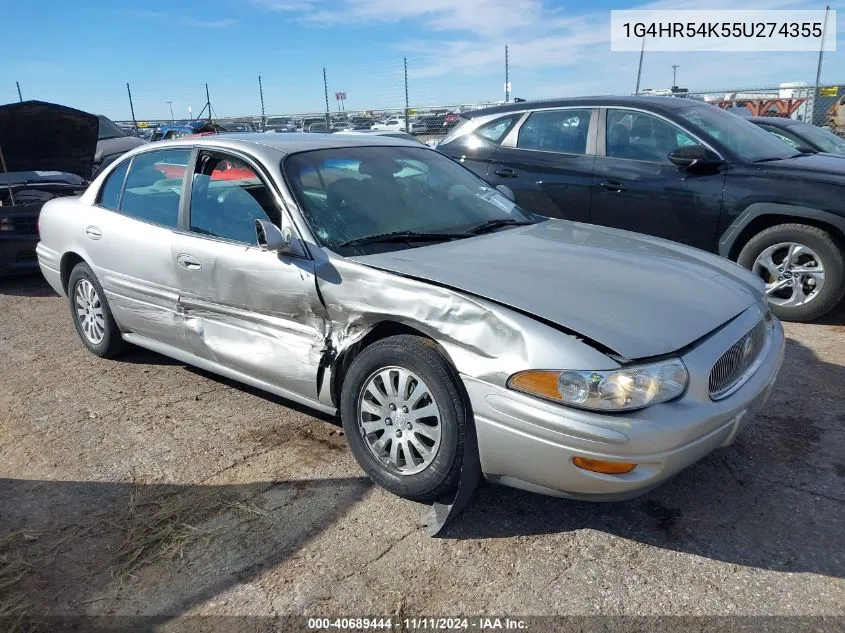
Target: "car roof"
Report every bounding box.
[461,96,701,118]
[142,132,424,158]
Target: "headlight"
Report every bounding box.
[508,359,688,412]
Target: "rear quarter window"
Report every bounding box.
[97,160,130,210]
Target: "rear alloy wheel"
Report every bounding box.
[340,335,467,502]
[738,223,845,322]
[67,262,126,358]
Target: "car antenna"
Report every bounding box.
[0,145,16,207]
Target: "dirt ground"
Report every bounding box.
[1,274,843,631]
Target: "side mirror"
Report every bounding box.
[668,145,724,170]
[255,219,291,253]
[495,184,515,202]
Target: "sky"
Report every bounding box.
[1,0,843,120]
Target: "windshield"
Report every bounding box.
[97,115,128,140]
[284,146,534,254]
[676,105,799,162]
[792,122,845,154]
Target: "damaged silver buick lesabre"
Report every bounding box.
[37,133,785,504]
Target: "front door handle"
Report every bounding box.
[176,253,202,271]
[85,226,102,240]
[600,181,626,193]
[495,167,519,178]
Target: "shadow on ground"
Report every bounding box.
[1,477,372,631]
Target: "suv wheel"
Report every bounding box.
[67,262,126,358]
[340,335,467,502]
[737,223,845,322]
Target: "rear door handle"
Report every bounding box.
[495,167,519,178]
[85,226,102,240]
[600,181,625,193]
[176,253,202,270]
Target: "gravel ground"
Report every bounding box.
[1,274,843,630]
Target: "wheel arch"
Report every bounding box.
[60,251,90,295]
[719,203,845,260]
[329,320,456,409]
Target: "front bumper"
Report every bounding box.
[465,303,785,501]
[0,234,40,277]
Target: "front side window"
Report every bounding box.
[606,109,696,162]
[284,146,535,253]
[517,109,591,154]
[119,148,192,228]
[189,153,280,244]
[97,159,130,210]
[758,124,805,150]
[790,122,845,154]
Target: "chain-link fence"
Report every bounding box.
[111,82,845,143]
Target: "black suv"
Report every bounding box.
[438,96,845,322]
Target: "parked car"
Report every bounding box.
[439,96,845,322]
[150,121,222,142]
[221,121,258,133]
[747,116,845,156]
[372,116,406,132]
[350,117,374,130]
[307,122,329,133]
[300,117,328,132]
[37,134,783,504]
[93,115,147,178]
[0,101,96,276]
[265,116,295,133]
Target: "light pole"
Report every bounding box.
[672,64,679,89]
[165,100,174,121]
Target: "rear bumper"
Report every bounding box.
[465,304,785,501]
[35,242,65,295]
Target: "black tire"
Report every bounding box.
[340,335,468,502]
[737,223,845,322]
[67,262,126,358]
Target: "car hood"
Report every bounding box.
[352,220,763,359]
[758,153,845,182]
[95,136,146,161]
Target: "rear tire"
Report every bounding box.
[67,262,126,358]
[340,335,467,502]
[737,223,845,322]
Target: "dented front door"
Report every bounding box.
[170,234,327,401]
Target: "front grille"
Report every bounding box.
[709,316,769,400]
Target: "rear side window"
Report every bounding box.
[119,149,192,228]
[97,160,130,210]
[517,109,592,154]
[475,115,518,143]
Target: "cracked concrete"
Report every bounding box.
[1,275,844,624]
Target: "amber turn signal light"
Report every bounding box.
[572,457,636,475]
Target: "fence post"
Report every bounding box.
[16,81,22,102]
[323,67,330,130]
[126,83,138,137]
[404,57,410,133]
[259,75,266,132]
[812,5,831,126]
[504,45,509,103]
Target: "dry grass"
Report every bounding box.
[0,531,35,620]
[110,479,266,581]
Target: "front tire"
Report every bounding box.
[737,223,845,322]
[340,335,467,502]
[67,262,126,358]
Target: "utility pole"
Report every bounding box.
[504,45,510,103]
[323,67,330,129]
[126,83,138,137]
[634,36,646,95]
[15,81,22,102]
[205,83,212,122]
[813,4,831,125]
[672,64,679,89]
[404,57,410,133]
[258,75,266,132]
[165,100,174,121]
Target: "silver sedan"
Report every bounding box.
[36,133,784,503]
